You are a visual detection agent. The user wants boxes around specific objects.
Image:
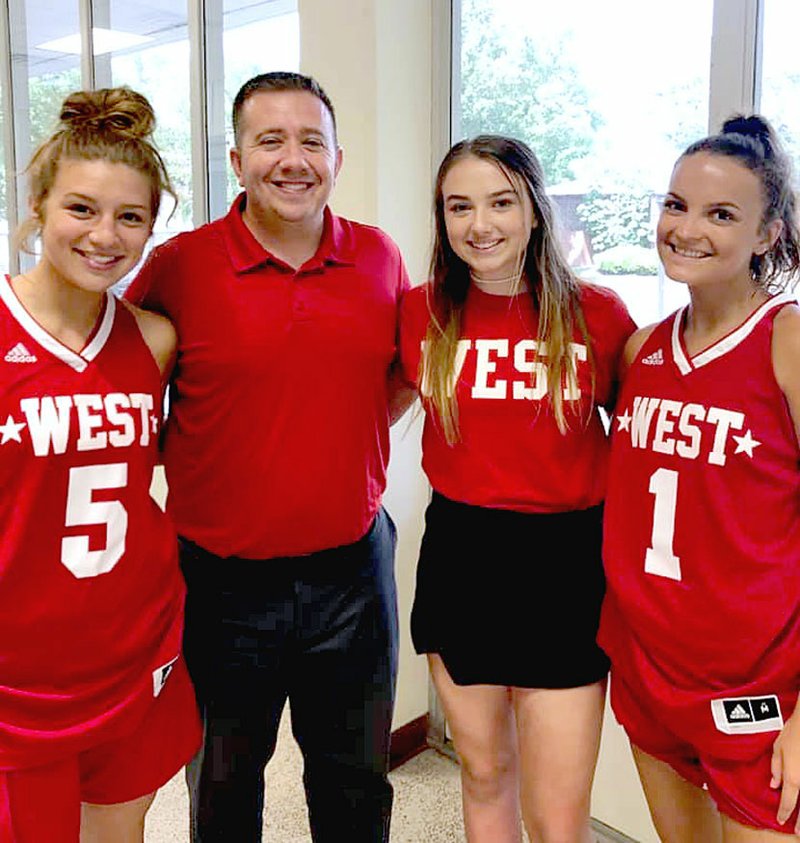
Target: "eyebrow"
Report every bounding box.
[445,188,517,201]
[253,127,327,139]
[665,191,741,211]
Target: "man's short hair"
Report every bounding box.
[232,72,337,147]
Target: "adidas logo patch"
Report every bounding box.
[641,349,663,366]
[711,694,783,735]
[4,343,37,363]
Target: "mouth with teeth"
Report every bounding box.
[468,239,503,251]
[666,242,711,259]
[271,180,315,193]
[75,250,123,270]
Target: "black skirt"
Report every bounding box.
[411,492,610,688]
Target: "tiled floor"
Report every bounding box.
[144,708,627,842]
[145,709,465,842]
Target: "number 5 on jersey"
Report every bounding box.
[61,463,128,579]
[645,467,682,581]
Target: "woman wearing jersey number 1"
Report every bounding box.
[0,88,201,842]
[600,116,800,841]
[398,135,635,842]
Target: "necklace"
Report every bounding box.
[469,271,523,286]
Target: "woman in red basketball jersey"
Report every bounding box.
[0,88,200,842]
[399,136,635,842]
[600,116,800,841]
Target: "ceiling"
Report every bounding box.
[9,0,295,75]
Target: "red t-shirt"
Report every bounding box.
[0,279,184,769]
[599,295,800,758]
[125,196,409,559]
[399,281,635,512]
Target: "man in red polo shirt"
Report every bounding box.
[126,71,410,842]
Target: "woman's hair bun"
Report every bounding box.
[721,114,773,148]
[59,87,155,139]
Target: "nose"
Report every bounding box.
[673,210,704,241]
[471,205,492,234]
[88,214,119,248]
[279,138,309,171]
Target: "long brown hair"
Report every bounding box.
[422,135,593,443]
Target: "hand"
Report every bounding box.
[771,707,800,833]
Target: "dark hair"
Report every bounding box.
[232,71,337,147]
[422,135,592,440]
[16,87,174,254]
[681,114,800,289]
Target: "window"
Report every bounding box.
[221,1,300,206]
[453,0,781,325]
[0,0,299,276]
[759,0,800,165]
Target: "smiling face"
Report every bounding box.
[230,89,342,240]
[441,155,535,294]
[37,158,153,293]
[657,151,781,292]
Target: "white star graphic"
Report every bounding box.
[0,414,26,445]
[732,429,760,458]
[616,409,632,432]
[150,414,159,434]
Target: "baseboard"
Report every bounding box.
[590,818,641,842]
[389,714,429,769]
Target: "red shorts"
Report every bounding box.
[610,667,797,833]
[0,657,200,843]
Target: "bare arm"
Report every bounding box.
[387,356,418,425]
[772,303,800,444]
[768,303,800,833]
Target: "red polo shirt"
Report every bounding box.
[126,195,409,558]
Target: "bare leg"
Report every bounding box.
[79,791,155,843]
[632,744,722,843]
[428,654,522,843]
[513,682,605,843]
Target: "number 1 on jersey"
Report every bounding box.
[644,467,682,581]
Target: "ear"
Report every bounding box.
[756,218,783,256]
[333,145,343,180]
[28,193,43,223]
[229,147,244,187]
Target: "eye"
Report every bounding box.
[120,211,148,226]
[258,136,281,148]
[709,207,736,222]
[662,197,685,213]
[493,197,515,209]
[66,203,93,216]
[446,202,471,215]
[303,137,325,149]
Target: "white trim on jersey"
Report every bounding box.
[0,275,116,373]
[671,293,796,375]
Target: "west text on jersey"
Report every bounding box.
[615,396,760,466]
[6,392,157,456]
[419,338,587,400]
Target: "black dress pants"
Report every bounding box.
[180,508,398,842]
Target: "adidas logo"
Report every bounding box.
[4,343,37,363]
[728,704,751,721]
[641,348,664,366]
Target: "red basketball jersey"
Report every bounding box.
[600,294,800,758]
[0,276,185,770]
